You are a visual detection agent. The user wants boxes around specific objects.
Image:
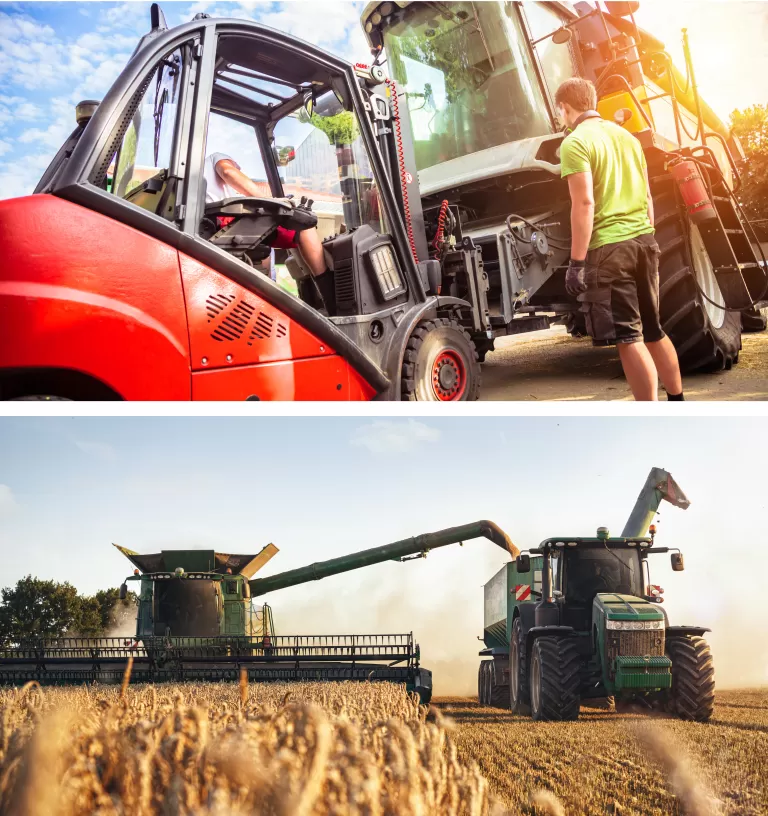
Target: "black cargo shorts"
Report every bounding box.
[578,232,665,347]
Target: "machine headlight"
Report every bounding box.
[606,619,664,630]
[369,244,405,300]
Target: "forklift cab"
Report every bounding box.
[15,4,487,401]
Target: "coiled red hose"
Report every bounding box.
[431,199,450,258]
[386,78,420,264]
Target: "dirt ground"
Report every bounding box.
[433,688,768,815]
[480,326,768,401]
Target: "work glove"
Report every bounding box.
[566,258,588,298]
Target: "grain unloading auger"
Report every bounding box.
[0,521,515,702]
[478,467,714,722]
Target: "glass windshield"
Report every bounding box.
[275,105,385,238]
[383,1,552,171]
[563,548,643,604]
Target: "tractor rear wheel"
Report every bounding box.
[488,659,509,709]
[529,637,581,722]
[652,180,741,372]
[477,661,486,705]
[665,636,715,722]
[401,317,480,401]
[509,618,530,714]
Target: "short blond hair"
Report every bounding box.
[555,77,598,112]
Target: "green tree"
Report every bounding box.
[0,576,81,644]
[297,108,359,146]
[0,578,139,645]
[730,104,768,239]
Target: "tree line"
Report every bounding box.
[0,576,138,645]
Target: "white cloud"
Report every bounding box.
[350,420,441,455]
[73,440,117,462]
[0,484,18,516]
[0,139,11,158]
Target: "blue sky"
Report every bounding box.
[1,415,766,692]
[0,2,766,201]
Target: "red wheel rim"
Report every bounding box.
[431,350,466,400]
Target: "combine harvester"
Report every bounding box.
[0,2,765,400]
[478,467,716,721]
[0,521,516,703]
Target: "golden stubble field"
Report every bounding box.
[435,688,768,816]
[0,678,766,816]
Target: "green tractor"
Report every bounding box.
[479,467,715,721]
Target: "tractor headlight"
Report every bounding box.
[606,619,664,630]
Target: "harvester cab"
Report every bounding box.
[363,1,767,371]
[479,467,715,722]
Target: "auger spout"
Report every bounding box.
[621,467,690,538]
[249,520,517,597]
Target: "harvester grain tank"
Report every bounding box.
[478,467,715,721]
[0,521,515,703]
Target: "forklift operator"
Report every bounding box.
[556,77,685,402]
[205,152,336,311]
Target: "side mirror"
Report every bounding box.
[119,583,128,600]
[605,1,640,16]
[516,554,531,573]
[551,27,573,45]
[671,552,684,572]
[273,145,296,167]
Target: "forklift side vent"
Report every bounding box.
[210,300,255,342]
[248,313,274,342]
[206,294,235,320]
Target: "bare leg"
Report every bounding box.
[617,342,658,401]
[296,229,327,277]
[645,336,683,396]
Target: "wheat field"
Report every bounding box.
[0,678,497,816]
[435,688,768,816]
[1,679,766,816]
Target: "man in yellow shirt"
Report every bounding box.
[557,78,684,401]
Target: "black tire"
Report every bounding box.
[665,636,715,722]
[509,618,530,714]
[488,659,509,709]
[9,396,71,401]
[741,306,768,333]
[529,637,581,722]
[473,336,495,363]
[652,179,741,372]
[401,317,480,401]
[477,661,485,705]
[564,311,589,338]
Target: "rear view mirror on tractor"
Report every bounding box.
[516,554,531,573]
[671,552,685,571]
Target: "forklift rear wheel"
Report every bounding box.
[529,637,581,722]
[509,618,530,714]
[402,317,480,401]
[664,636,715,722]
[741,306,768,333]
[652,179,742,372]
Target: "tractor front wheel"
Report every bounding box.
[665,636,715,722]
[529,637,581,722]
[477,661,486,705]
[510,618,529,714]
[402,317,480,401]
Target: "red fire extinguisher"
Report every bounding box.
[668,158,718,224]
